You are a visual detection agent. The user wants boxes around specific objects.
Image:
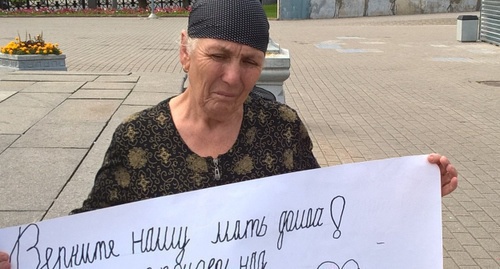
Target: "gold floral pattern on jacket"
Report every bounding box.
[128,147,147,169]
[72,93,319,214]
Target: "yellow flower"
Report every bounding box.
[1,33,62,55]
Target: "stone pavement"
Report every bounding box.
[0,12,499,268]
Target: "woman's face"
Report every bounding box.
[181,34,265,120]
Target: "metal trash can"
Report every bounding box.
[457,15,479,42]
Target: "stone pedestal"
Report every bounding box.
[257,39,290,103]
[0,53,67,71]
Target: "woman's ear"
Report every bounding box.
[179,30,190,72]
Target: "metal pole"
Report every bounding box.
[148,0,158,19]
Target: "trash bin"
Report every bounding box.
[457,15,479,42]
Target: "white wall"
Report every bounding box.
[283,0,479,19]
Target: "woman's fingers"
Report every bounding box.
[428,153,458,196]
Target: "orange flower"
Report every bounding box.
[1,33,62,55]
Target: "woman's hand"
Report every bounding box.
[428,153,458,197]
[0,252,10,269]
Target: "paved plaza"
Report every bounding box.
[0,12,499,268]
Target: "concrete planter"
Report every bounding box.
[0,53,67,71]
[256,39,291,104]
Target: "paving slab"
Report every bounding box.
[46,105,150,219]
[109,105,151,124]
[0,91,16,102]
[133,73,184,92]
[21,81,85,93]
[13,71,131,76]
[0,74,98,82]
[0,66,14,75]
[11,122,106,148]
[0,147,87,212]
[0,211,46,227]
[38,99,122,124]
[6,91,70,109]
[45,141,114,219]
[0,81,35,91]
[81,81,136,90]
[93,75,140,83]
[0,134,18,153]
[0,93,69,134]
[69,89,131,99]
[123,91,176,106]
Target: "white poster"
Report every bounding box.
[0,155,442,269]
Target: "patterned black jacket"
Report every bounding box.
[72,93,319,213]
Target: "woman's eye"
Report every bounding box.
[211,54,226,60]
[243,59,260,67]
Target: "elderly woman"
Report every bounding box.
[70,0,324,213]
[0,0,457,268]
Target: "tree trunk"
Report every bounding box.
[138,0,147,9]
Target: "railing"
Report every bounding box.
[1,0,191,10]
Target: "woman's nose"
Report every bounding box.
[221,61,243,86]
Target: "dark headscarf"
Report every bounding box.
[187,0,270,53]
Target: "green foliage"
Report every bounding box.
[263,4,277,19]
[9,0,25,7]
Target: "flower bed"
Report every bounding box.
[0,7,190,17]
[1,33,62,55]
[0,33,66,70]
